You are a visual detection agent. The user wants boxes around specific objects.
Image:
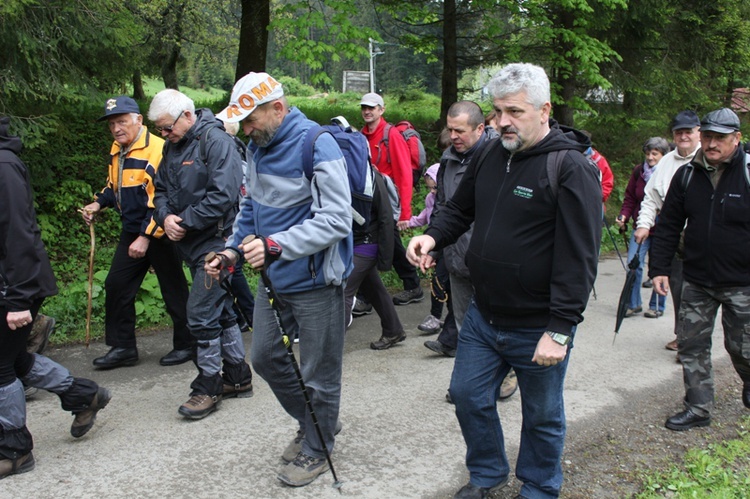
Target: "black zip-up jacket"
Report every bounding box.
[650,146,750,287]
[0,119,58,311]
[425,125,601,334]
[153,109,242,265]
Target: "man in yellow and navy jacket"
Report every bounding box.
[82,96,191,369]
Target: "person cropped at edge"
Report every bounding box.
[360,92,424,307]
[210,72,352,487]
[407,63,601,499]
[81,96,192,369]
[149,89,253,420]
[1,117,111,479]
[634,110,701,351]
[615,137,670,319]
[649,108,750,431]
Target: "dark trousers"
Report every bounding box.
[0,302,41,386]
[392,227,420,291]
[104,231,191,350]
[345,253,404,338]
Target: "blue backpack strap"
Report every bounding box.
[301,124,328,180]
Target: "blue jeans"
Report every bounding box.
[449,302,571,498]
[251,283,345,459]
[627,233,665,311]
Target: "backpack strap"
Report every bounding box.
[199,126,214,165]
[376,123,392,166]
[301,124,328,180]
[680,163,695,194]
[545,150,568,201]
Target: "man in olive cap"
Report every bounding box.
[650,107,750,430]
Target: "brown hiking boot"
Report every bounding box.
[71,387,112,438]
[222,382,254,399]
[178,394,221,420]
[498,369,518,400]
[0,452,35,480]
[27,315,55,355]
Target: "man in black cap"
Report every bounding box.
[650,107,750,430]
[82,96,192,369]
[635,110,702,351]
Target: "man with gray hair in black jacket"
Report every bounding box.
[407,63,601,499]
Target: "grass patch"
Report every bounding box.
[635,416,750,497]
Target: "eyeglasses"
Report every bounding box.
[155,111,183,133]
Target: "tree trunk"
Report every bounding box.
[439,0,458,127]
[552,9,576,127]
[161,46,181,90]
[132,70,146,100]
[236,0,270,80]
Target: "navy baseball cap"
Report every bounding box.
[670,110,700,131]
[98,96,141,121]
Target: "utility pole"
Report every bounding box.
[368,38,385,93]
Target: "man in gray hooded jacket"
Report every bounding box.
[150,90,253,420]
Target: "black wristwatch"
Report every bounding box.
[545,331,571,346]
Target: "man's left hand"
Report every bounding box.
[532,333,568,366]
[164,214,186,241]
[128,236,150,259]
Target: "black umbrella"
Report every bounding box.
[613,243,642,344]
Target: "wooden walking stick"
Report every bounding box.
[86,220,95,347]
[79,208,96,348]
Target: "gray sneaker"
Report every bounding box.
[282,420,343,463]
[418,314,442,334]
[278,452,330,487]
[370,332,407,350]
[392,287,424,306]
[71,387,112,438]
[352,298,373,317]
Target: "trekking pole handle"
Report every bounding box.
[242,235,285,309]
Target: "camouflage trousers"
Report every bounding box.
[676,281,750,417]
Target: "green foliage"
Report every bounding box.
[270,0,378,88]
[636,417,750,497]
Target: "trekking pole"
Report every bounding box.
[603,215,627,271]
[242,235,343,490]
[203,252,253,329]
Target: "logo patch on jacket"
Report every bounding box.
[513,185,533,199]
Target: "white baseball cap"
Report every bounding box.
[360,92,384,107]
[216,72,284,123]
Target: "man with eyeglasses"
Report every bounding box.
[650,108,750,431]
[148,90,253,420]
[81,96,192,370]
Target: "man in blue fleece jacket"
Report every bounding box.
[407,63,601,499]
[211,72,352,488]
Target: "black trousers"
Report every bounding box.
[392,227,420,291]
[104,232,191,350]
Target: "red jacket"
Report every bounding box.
[362,119,412,220]
[590,149,613,203]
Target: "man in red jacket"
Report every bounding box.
[359,93,423,309]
